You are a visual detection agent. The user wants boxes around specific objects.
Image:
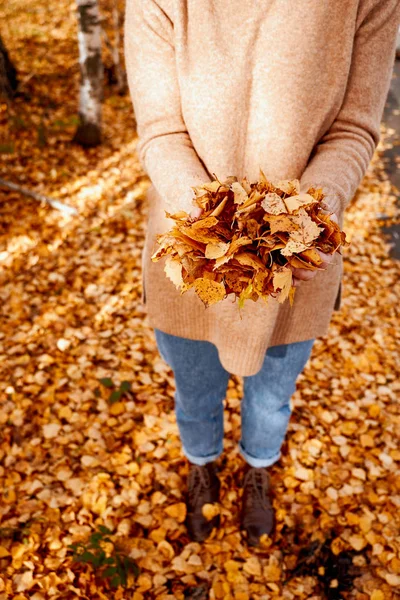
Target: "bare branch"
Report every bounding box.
[0,178,78,216]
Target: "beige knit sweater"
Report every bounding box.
[124,0,399,376]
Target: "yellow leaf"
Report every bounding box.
[157,540,175,560]
[224,560,241,572]
[209,195,229,216]
[283,192,318,213]
[385,573,400,587]
[151,233,176,261]
[294,466,313,481]
[199,180,227,193]
[261,192,288,215]
[202,503,220,521]
[272,178,300,194]
[165,210,189,220]
[234,251,266,271]
[11,543,27,561]
[231,181,249,205]
[109,401,125,416]
[14,570,34,592]
[238,282,254,309]
[272,267,293,303]
[136,574,152,591]
[205,241,230,259]
[288,286,296,306]
[266,214,299,234]
[348,534,367,551]
[149,527,167,543]
[190,215,219,230]
[368,404,381,418]
[243,556,261,576]
[213,253,233,269]
[259,533,273,548]
[281,209,323,257]
[263,564,281,582]
[299,247,324,266]
[331,537,346,556]
[164,255,183,289]
[164,502,187,523]
[194,278,226,307]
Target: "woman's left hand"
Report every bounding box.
[290,211,339,287]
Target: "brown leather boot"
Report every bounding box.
[240,466,274,546]
[185,461,221,542]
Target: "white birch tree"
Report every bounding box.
[74,0,103,146]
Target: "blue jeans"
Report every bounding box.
[154,328,315,468]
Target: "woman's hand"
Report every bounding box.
[177,188,203,219]
[290,210,339,287]
[189,205,203,218]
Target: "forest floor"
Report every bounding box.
[0,1,399,599]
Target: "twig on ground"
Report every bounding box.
[0,177,78,216]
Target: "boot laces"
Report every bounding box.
[243,467,271,509]
[188,465,213,504]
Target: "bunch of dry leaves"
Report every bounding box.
[151,171,348,308]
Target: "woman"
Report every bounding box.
[124,0,399,545]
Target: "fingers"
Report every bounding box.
[292,276,302,287]
[330,213,339,224]
[179,189,203,218]
[320,206,339,225]
[317,250,336,266]
[290,248,335,287]
[290,267,316,282]
[189,206,203,218]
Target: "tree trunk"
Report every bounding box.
[73,0,103,147]
[112,1,127,94]
[0,34,18,100]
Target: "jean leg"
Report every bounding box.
[154,328,231,465]
[239,339,315,467]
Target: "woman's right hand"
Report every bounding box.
[178,188,203,219]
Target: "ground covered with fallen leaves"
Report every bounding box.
[1,1,400,599]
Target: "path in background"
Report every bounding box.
[382,59,400,258]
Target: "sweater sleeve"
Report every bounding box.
[299,0,400,215]
[124,0,211,211]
